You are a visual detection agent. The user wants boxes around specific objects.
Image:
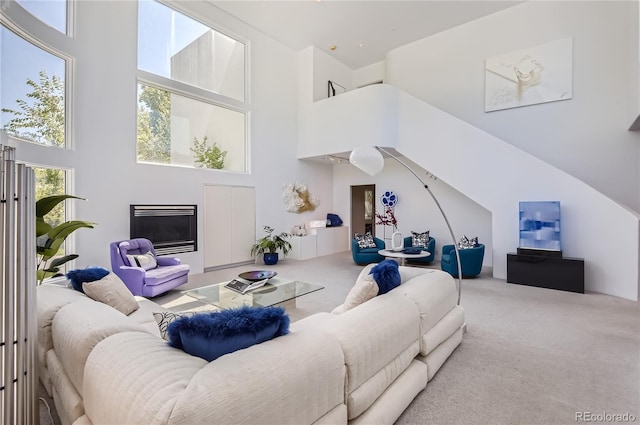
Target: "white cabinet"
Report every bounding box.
[204,185,255,269]
[289,235,317,260]
[289,226,349,259]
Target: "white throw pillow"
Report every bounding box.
[126,252,157,270]
[153,311,198,341]
[82,273,139,315]
[341,263,379,312]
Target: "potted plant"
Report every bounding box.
[250,226,292,265]
[36,194,95,284]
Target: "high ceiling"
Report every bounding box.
[209,1,524,69]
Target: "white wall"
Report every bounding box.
[311,46,353,102]
[332,159,493,265]
[354,61,385,88]
[386,1,640,212]
[12,0,334,273]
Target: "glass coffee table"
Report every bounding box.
[182,277,323,310]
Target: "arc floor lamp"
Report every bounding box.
[349,146,463,305]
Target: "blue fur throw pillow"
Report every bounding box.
[167,305,290,362]
[370,259,401,295]
[66,267,110,293]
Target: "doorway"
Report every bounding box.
[351,185,376,237]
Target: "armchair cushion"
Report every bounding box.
[402,236,436,264]
[411,231,430,248]
[126,252,157,270]
[354,232,377,249]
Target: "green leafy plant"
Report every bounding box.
[190,135,227,169]
[36,195,95,284]
[250,226,292,257]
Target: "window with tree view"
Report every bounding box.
[137,0,247,172]
[1,25,66,147]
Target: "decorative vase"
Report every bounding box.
[391,231,404,251]
[263,253,279,265]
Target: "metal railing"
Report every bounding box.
[0,145,38,425]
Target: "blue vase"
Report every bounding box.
[263,253,279,265]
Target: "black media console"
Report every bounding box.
[506,249,584,293]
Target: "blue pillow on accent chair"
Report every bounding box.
[66,266,111,293]
[370,259,401,294]
[167,306,290,362]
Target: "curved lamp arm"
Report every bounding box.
[349,146,463,305]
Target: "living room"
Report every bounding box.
[1,0,639,424]
[3,0,639,300]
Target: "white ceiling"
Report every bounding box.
[209,1,523,69]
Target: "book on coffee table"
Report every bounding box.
[224,277,270,294]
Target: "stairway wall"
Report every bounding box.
[299,84,640,301]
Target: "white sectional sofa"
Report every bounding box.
[37,266,464,425]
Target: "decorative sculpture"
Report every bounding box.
[282,182,319,213]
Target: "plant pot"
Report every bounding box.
[263,253,279,265]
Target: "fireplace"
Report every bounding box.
[130,205,197,255]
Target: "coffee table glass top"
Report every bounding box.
[182,277,323,310]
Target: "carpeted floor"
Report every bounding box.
[41,252,639,425]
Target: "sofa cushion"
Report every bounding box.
[342,264,379,312]
[167,306,290,361]
[52,300,148,394]
[153,311,198,341]
[370,259,401,294]
[66,267,110,293]
[37,284,89,352]
[82,273,139,315]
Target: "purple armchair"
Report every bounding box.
[110,238,189,297]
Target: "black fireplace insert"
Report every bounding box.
[130,205,197,255]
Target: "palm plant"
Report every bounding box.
[36,195,95,284]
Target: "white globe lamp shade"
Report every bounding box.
[349,146,384,176]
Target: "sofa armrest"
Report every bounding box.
[156,256,181,266]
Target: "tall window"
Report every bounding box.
[0,25,67,147]
[1,1,71,277]
[137,0,248,172]
[15,0,67,34]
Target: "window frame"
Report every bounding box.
[136,0,251,173]
[0,4,74,150]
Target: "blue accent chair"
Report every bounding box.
[402,236,436,264]
[351,237,385,265]
[441,244,485,277]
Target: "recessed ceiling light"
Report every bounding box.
[329,45,337,51]
[358,42,364,48]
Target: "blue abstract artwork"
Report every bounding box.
[519,201,561,251]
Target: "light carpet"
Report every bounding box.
[41,252,639,425]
